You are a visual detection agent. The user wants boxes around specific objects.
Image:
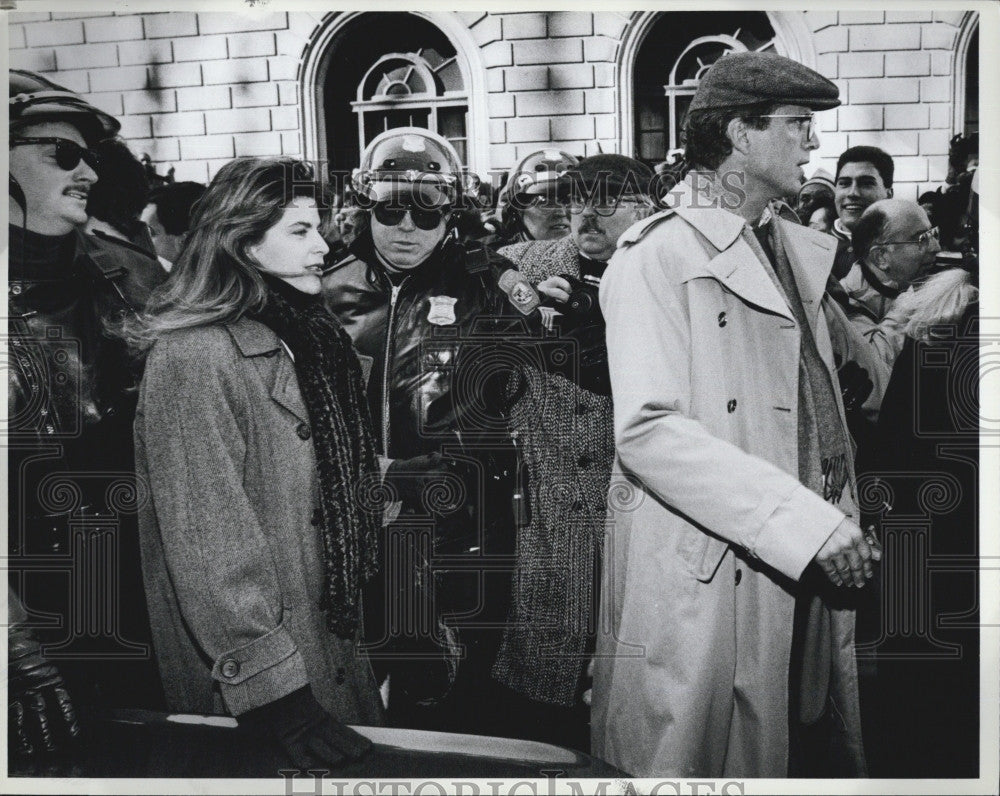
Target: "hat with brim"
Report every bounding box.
[559,154,657,202]
[688,51,840,113]
[10,69,119,144]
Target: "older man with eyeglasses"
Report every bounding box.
[7,69,168,759]
[843,198,943,367]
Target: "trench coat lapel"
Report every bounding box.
[669,181,795,323]
[224,319,310,424]
[703,243,795,323]
[776,218,838,338]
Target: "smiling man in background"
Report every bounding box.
[831,146,894,279]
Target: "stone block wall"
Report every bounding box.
[804,9,967,200]
[9,10,309,183]
[9,9,973,199]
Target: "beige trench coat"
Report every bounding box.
[592,180,867,777]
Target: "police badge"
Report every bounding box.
[427,296,458,325]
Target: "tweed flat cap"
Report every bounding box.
[689,51,840,113]
[560,154,656,199]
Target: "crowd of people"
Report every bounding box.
[7,49,979,782]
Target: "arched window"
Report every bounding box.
[303,12,481,181]
[633,12,778,166]
[352,50,469,163]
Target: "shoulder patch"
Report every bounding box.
[617,206,678,248]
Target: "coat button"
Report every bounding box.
[296,423,311,440]
[221,659,240,678]
[718,312,727,327]
[335,667,346,685]
[575,402,589,415]
[735,569,743,585]
[311,508,322,526]
[727,399,737,413]
[577,454,592,468]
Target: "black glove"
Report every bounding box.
[8,621,81,757]
[384,452,463,513]
[239,685,371,770]
[836,359,874,415]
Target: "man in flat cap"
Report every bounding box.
[593,51,879,777]
[487,154,657,749]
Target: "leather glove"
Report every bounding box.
[239,685,371,770]
[8,621,81,757]
[836,358,874,415]
[384,452,463,513]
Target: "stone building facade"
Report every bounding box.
[8,8,980,200]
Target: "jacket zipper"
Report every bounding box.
[381,278,409,457]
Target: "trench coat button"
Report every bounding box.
[727,399,738,413]
[735,569,743,585]
[10,283,22,296]
[311,508,322,526]
[335,667,346,685]
[296,423,311,440]
[718,311,727,327]
[577,454,592,468]
[221,659,240,678]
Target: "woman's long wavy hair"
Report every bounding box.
[124,157,322,351]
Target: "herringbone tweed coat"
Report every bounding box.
[493,236,614,706]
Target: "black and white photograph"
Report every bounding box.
[4,1,997,793]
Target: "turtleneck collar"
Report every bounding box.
[260,271,322,312]
[8,224,77,280]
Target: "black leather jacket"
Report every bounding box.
[322,231,557,461]
[8,226,166,707]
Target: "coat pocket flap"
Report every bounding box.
[676,524,729,583]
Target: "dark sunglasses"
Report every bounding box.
[373,200,449,231]
[10,137,101,171]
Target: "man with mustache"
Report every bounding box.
[8,70,167,758]
[492,154,657,750]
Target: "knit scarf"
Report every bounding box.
[249,275,381,638]
[753,220,852,505]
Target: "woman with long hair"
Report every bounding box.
[127,157,384,769]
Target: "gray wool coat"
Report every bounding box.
[134,317,384,722]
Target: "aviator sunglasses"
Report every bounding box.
[373,199,450,231]
[10,137,101,172]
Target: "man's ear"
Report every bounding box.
[726,117,751,156]
[886,186,894,198]
[868,244,886,269]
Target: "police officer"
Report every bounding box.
[484,148,579,248]
[8,70,167,757]
[321,128,565,734]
